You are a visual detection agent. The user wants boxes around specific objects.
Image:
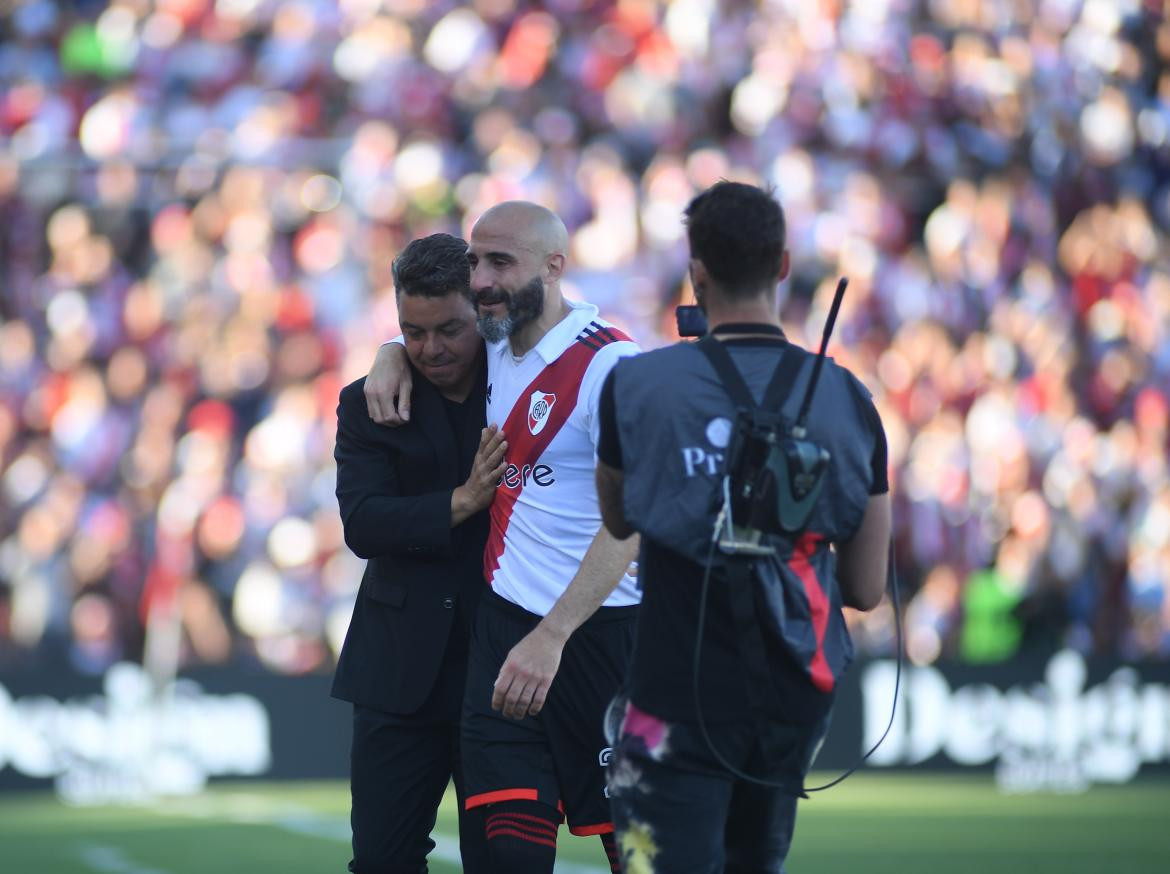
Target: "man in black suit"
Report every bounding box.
[333,233,506,873]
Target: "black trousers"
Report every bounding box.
[609,734,798,874]
[348,632,489,873]
[607,700,829,874]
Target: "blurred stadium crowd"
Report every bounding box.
[0,0,1168,676]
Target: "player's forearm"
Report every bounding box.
[537,527,640,644]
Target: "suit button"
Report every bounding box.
[442,597,455,609]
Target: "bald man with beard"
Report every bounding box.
[366,203,641,874]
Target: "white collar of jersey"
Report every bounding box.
[493,299,601,364]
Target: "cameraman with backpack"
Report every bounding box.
[595,182,891,873]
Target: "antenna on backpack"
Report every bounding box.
[793,278,848,435]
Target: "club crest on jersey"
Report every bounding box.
[528,391,557,435]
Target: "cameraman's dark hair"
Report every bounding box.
[392,233,471,298]
[684,181,786,296]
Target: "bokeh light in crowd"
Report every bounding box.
[0,0,1168,675]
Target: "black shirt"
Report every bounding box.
[596,328,889,723]
[441,392,478,484]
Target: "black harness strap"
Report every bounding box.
[694,335,804,414]
[693,336,810,792]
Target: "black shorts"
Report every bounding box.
[461,588,636,836]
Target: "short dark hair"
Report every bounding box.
[392,233,470,297]
[684,181,786,296]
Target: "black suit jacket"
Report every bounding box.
[331,364,489,715]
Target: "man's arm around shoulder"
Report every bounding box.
[365,340,413,425]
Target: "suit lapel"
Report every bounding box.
[409,367,459,490]
[462,363,489,459]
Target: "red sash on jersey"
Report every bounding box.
[483,324,630,587]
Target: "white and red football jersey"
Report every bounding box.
[484,300,641,615]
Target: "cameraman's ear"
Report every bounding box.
[689,259,709,310]
[777,251,790,283]
[689,258,710,293]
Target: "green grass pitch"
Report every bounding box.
[0,774,1166,872]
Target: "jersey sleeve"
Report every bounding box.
[580,339,640,451]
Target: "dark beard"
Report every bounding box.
[476,275,545,343]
